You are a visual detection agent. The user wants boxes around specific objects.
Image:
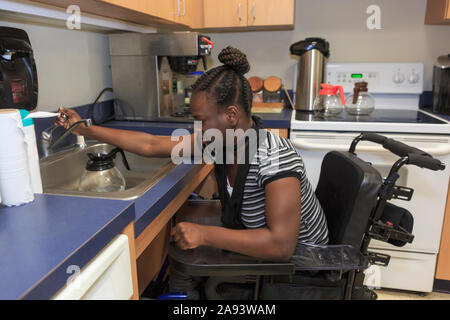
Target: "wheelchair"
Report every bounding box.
[161,132,445,300]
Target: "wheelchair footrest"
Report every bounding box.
[368,220,414,244]
[367,251,390,267]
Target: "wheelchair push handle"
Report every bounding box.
[350,132,446,171]
[407,153,445,171]
[351,132,430,157]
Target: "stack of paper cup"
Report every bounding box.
[20,109,43,194]
[0,109,34,207]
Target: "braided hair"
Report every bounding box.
[192,46,252,116]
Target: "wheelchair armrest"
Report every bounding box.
[168,242,368,278]
[171,200,368,277]
[169,243,295,277]
[292,243,369,272]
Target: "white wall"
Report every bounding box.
[0,20,113,111]
[206,0,450,91]
[2,0,449,113]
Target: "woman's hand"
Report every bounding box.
[54,107,86,136]
[171,222,206,250]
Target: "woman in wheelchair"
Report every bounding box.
[55,46,329,299]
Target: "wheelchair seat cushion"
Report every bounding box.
[315,151,383,247]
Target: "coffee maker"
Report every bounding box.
[109,32,213,121]
[0,27,38,111]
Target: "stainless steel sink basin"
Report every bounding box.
[40,142,174,200]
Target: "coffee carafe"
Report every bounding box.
[313,83,345,116]
[78,148,130,193]
[290,38,330,112]
[345,82,375,115]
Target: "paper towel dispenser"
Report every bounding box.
[0,27,38,111]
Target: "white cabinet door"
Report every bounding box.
[363,248,437,293]
[52,234,133,300]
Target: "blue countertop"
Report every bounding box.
[0,163,203,300]
[101,109,292,134]
[0,194,134,300]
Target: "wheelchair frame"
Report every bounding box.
[162,132,445,300]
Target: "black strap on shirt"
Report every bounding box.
[214,116,264,229]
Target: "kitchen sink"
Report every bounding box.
[40,142,175,200]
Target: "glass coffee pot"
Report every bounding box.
[78,147,130,193]
[313,83,345,116]
[345,81,375,115]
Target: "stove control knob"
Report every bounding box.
[392,72,405,84]
[408,71,420,84]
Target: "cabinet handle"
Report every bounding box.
[252,2,256,20]
[172,0,180,16]
[238,3,241,21]
[181,0,186,17]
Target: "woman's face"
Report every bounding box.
[190,91,237,138]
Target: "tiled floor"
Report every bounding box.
[375,289,450,300]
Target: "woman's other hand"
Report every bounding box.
[171,222,206,250]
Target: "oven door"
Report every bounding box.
[290,131,450,254]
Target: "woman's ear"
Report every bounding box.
[225,105,239,127]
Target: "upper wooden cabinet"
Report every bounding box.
[85,0,203,28]
[100,0,157,15]
[171,0,205,29]
[425,0,450,24]
[202,0,294,29]
[29,0,294,30]
[29,0,181,27]
[247,0,295,27]
[100,0,199,25]
[204,0,248,28]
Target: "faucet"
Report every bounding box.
[40,118,93,158]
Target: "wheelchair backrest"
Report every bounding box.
[315,151,383,247]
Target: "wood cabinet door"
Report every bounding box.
[203,0,248,28]
[425,0,450,24]
[247,0,294,27]
[99,0,179,22]
[98,0,161,18]
[154,0,179,22]
[172,0,205,28]
[447,0,450,19]
[435,181,450,281]
[99,0,148,12]
[137,0,159,16]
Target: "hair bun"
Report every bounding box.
[218,46,250,75]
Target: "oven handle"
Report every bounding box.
[291,138,450,156]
